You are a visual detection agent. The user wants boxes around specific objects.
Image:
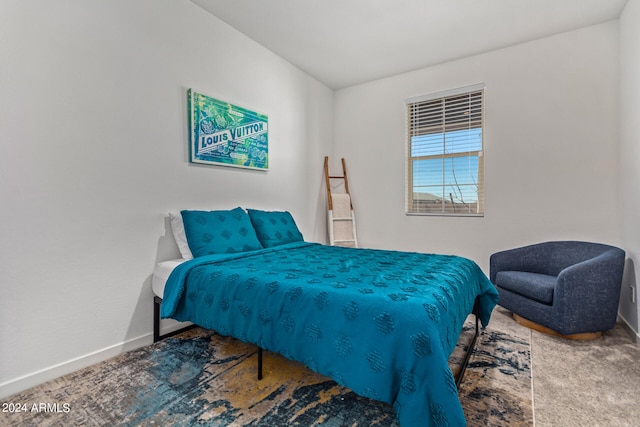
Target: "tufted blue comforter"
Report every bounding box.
[161,242,499,427]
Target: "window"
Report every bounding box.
[406,84,484,216]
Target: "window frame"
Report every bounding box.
[405,84,485,217]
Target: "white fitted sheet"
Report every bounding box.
[152,259,187,298]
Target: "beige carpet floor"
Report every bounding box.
[528,311,640,426]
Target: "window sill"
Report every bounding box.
[405,212,484,217]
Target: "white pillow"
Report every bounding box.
[169,212,194,260]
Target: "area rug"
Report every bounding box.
[1,308,532,426]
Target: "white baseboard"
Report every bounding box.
[0,333,153,400]
[618,314,640,346]
[0,319,194,400]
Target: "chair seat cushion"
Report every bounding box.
[495,271,556,305]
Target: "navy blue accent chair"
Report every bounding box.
[490,241,625,336]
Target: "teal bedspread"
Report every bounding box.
[161,242,499,427]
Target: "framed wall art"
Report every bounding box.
[188,89,268,170]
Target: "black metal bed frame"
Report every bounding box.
[153,296,197,342]
[153,296,480,388]
[456,299,480,388]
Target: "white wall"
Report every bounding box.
[333,22,621,274]
[0,0,633,400]
[619,0,640,339]
[0,0,333,397]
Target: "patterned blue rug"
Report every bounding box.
[1,308,532,426]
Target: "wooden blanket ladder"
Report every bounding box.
[324,156,358,248]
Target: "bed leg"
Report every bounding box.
[154,296,161,343]
[257,347,263,380]
[456,299,480,389]
[153,296,196,342]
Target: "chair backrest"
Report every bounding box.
[537,241,623,276]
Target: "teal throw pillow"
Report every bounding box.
[247,209,304,248]
[181,207,263,257]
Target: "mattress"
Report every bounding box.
[152,259,186,298]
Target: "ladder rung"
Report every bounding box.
[328,176,345,179]
[334,239,356,243]
[332,217,353,221]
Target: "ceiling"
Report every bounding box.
[191,0,629,90]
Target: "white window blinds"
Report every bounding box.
[406,84,485,216]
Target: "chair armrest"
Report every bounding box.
[554,248,625,320]
[489,243,550,283]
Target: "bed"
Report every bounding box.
[154,208,499,427]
